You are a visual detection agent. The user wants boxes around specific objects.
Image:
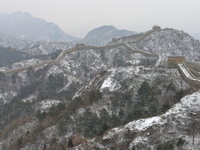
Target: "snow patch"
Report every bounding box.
[125,116,163,131]
[100,68,121,92]
[46,65,64,78]
[38,99,61,112]
[22,94,37,103]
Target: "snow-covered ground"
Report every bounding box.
[128,29,200,65]
[46,65,64,78]
[0,58,42,72]
[36,99,61,112]
[102,90,200,149]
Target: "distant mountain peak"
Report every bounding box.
[98,25,117,30]
[82,25,136,46]
[0,11,80,42]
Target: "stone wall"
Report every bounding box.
[168,56,185,68]
[128,30,155,45]
[177,62,200,87]
[4,48,76,74]
[152,25,161,31]
[189,68,200,77]
[112,33,144,43]
[186,62,200,72]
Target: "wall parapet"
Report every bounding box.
[177,62,200,87]
[186,62,200,72]
[189,68,200,77]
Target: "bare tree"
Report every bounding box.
[188,118,200,145]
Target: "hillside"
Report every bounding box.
[0,11,80,42]
[0,27,200,149]
[110,27,200,66]
[0,31,75,55]
[0,46,31,67]
[81,25,136,46]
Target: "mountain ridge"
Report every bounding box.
[1,27,200,149]
[0,11,80,42]
[81,25,136,46]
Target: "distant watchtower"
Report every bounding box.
[168,56,185,68]
[152,25,161,31]
[76,43,85,50]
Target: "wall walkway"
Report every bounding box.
[177,62,200,87]
[1,28,174,75]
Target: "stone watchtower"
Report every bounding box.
[168,56,185,68]
[76,43,85,50]
[152,25,161,31]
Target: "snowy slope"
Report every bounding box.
[0,27,200,150]
[99,91,200,150]
[133,29,200,64]
[0,32,76,55]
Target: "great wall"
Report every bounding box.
[168,56,200,87]
[3,26,161,75]
[2,26,200,88]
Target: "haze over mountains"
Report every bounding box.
[0,11,139,55]
[0,11,80,42]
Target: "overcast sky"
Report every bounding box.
[0,0,200,37]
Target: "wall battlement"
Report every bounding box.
[152,25,161,31]
[76,43,85,50]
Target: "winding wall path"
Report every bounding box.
[177,62,200,87]
[3,29,163,75]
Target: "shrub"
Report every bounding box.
[110,146,116,150]
[174,89,184,102]
[161,101,170,112]
[138,81,151,106]
[68,138,73,148]
[157,144,163,150]
[89,90,102,103]
[51,137,58,144]
[177,138,184,147]
[102,123,111,132]
[36,110,47,122]
[16,137,23,147]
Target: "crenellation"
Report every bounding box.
[76,43,85,50]
[152,25,161,31]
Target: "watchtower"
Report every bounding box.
[152,25,161,31]
[76,43,85,50]
[168,56,185,68]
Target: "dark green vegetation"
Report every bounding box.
[156,143,174,150]
[0,74,189,149]
[0,46,62,67]
[0,60,189,150]
[139,58,157,66]
[0,46,30,67]
[0,64,80,131]
[54,81,186,139]
[36,103,66,122]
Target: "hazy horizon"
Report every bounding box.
[1,0,200,38]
